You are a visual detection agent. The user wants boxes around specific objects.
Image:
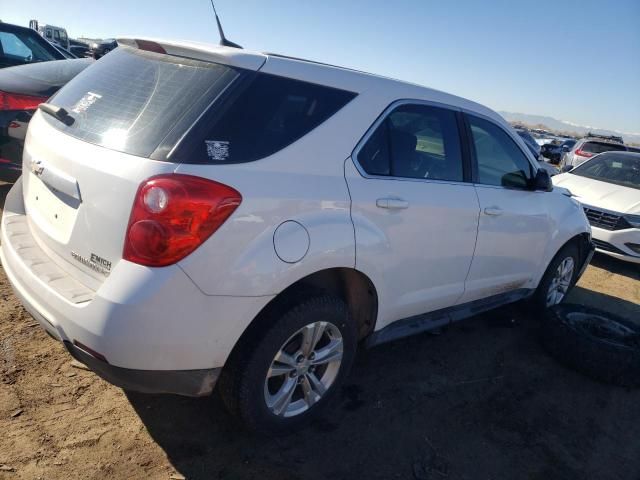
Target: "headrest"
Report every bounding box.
[390,129,417,154]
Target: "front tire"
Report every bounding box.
[531,243,580,312]
[219,294,357,434]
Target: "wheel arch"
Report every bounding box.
[536,231,591,287]
[225,267,379,366]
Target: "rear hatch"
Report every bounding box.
[580,141,627,157]
[20,42,258,290]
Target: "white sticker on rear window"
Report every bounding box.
[205,140,230,161]
[71,91,102,115]
[612,161,622,168]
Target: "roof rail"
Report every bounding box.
[584,132,624,144]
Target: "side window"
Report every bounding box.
[468,115,533,189]
[357,104,464,182]
[53,30,60,41]
[0,32,33,59]
[46,29,52,39]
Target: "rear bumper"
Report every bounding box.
[1,181,273,395]
[65,341,220,396]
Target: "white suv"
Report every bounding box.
[0,39,593,433]
[560,136,627,170]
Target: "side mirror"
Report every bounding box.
[561,145,570,152]
[533,169,553,191]
[561,165,573,173]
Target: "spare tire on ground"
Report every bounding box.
[540,304,640,387]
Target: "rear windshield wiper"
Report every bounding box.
[38,103,75,126]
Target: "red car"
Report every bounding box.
[0,58,92,182]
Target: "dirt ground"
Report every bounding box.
[1,179,639,480]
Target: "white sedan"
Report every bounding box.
[553,151,640,263]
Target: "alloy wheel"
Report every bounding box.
[264,321,343,418]
[546,257,575,307]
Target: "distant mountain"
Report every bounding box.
[499,111,640,145]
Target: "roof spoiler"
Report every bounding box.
[116,38,266,71]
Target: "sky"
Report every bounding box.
[2,0,639,133]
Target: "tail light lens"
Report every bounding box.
[124,174,242,267]
[0,90,47,111]
[574,149,594,158]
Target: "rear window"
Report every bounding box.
[182,73,357,164]
[582,141,627,154]
[43,46,239,158]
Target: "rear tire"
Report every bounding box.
[219,294,357,434]
[531,243,580,312]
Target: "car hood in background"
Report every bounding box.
[0,59,93,97]
[553,173,640,214]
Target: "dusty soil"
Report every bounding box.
[1,180,639,480]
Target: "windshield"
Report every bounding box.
[43,46,240,158]
[571,152,640,190]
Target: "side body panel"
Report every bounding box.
[174,88,395,296]
[460,186,552,303]
[345,159,480,330]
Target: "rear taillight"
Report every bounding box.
[574,149,594,158]
[123,174,242,267]
[0,90,47,111]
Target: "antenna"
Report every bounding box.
[210,1,242,49]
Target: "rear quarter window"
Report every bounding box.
[181,73,357,164]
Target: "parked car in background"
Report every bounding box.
[0,21,65,68]
[515,127,558,176]
[542,139,576,164]
[554,151,640,263]
[0,39,593,433]
[537,159,560,177]
[560,134,627,169]
[29,20,70,50]
[88,39,117,59]
[515,127,541,157]
[69,39,90,58]
[49,42,78,59]
[627,146,640,153]
[0,58,92,182]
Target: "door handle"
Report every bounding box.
[483,206,503,216]
[376,198,409,210]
